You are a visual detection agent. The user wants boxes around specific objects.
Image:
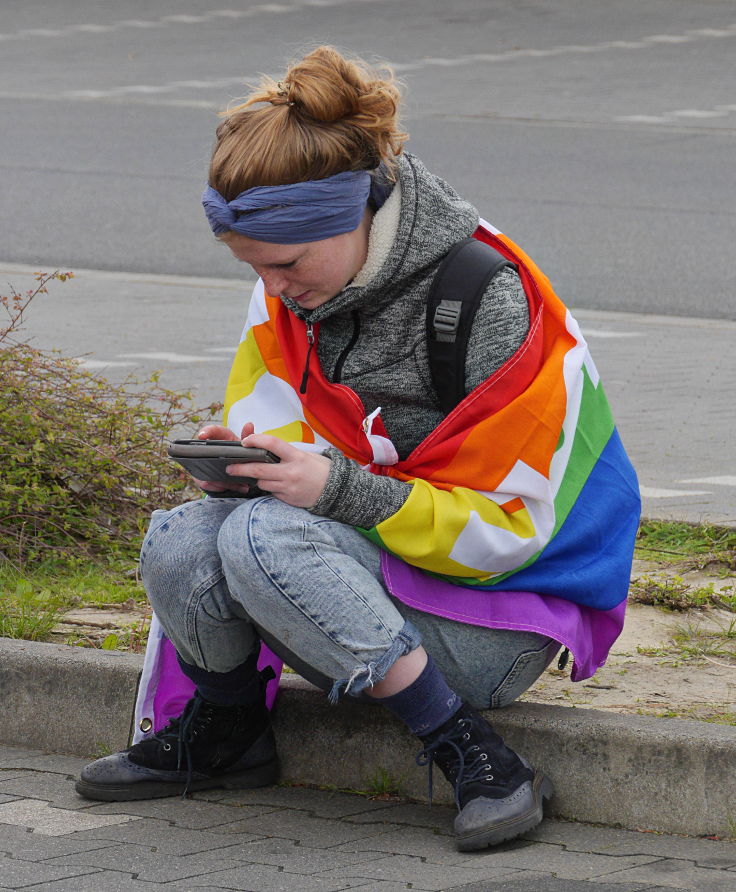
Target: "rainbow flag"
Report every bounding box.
[224,224,640,613]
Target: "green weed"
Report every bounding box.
[365,767,405,798]
[1,271,220,571]
[671,619,736,665]
[97,615,150,654]
[0,558,145,607]
[630,575,736,612]
[635,520,736,571]
[0,560,150,646]
[0,578,65,640]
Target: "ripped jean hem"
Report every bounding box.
[328,619,422,704]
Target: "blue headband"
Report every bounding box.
[202,170,372,244]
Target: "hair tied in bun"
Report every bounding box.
[276,81,295,107]
[209,46,407,195]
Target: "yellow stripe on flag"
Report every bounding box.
[224,329,267,421]
[376,480,537,579]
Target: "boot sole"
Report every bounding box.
[75,757,280,802]
[455,771,554,852]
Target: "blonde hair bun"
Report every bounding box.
[210,46,407,198]
[280,46,399,125]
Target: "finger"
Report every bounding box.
[239,421,255,439]
[197,424,236,441]
[241,433,299,461]
[197,480,228,491]
[226,461,282,480]
[199,479,250,494]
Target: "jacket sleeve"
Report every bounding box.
[309,268,530,534]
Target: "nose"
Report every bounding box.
[259,269,289,297]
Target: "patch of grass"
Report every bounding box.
[672,618,736,665]
[281,778,410,804]
[635,616,736,669]
[0,578,65,640]
[646,706,736,726]
[87,743,114,761]
[0,556,148,646]
[635,519,736,571]
[365,767,405,799]
[0,556,145,608]
[629,575,736,612]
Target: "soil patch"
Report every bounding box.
[522,559,735,722]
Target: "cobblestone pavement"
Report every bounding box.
[1,746,735,891]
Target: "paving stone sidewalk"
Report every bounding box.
[1,745,735,892]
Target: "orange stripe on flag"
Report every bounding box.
[500,497,525,515]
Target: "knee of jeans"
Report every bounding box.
[140,505,190,575]
[140,500,222,590]
[216,497,264,572]
[216,496,296,573]
[328,620,423,704]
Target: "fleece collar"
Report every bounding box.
[281,153,480,323]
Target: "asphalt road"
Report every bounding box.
[2,0,735,318]
[3,1,735,525]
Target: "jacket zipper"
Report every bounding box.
[332,311,361,384]
[299,323,315,394]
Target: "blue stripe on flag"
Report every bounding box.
[484,429,640,610]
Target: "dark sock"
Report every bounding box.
[177,652,263,706]
[373,654,462,736]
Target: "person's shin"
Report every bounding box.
[371,653,461,736]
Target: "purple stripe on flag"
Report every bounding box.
[381,552,626,682]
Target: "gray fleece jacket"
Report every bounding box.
[280,153,529,529]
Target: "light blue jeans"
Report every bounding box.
[140,497,559,708]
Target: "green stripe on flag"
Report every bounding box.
[357,367,617,591]
[440,365,615,589]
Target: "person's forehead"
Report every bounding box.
[225,234,309,265]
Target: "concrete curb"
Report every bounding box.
[2,637,734,838]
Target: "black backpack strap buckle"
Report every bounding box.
[426,237,516,414]
[433,300,463,342]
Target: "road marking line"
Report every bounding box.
[647,34,691,43]
[160,14,211,24]
[63,76,246,100]
[688,27,736,37]
[0,0,391,41]
[77,359,137,369]
[679,476,736,487]
[617,103,736,124]
[392,25,736,72]
[670,109,729,118]
[4,18,735,115]
[640,486,712,498]
[617,115,670,123]
[581,329,643,338]
[117,351,224,363]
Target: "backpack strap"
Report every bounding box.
[426,237,517,414]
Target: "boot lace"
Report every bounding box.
[415,716,495,810]
[152,694,215,795]
[141,665,274,797]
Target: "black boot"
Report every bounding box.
[76,673,278,802]
[416,703,553,851]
